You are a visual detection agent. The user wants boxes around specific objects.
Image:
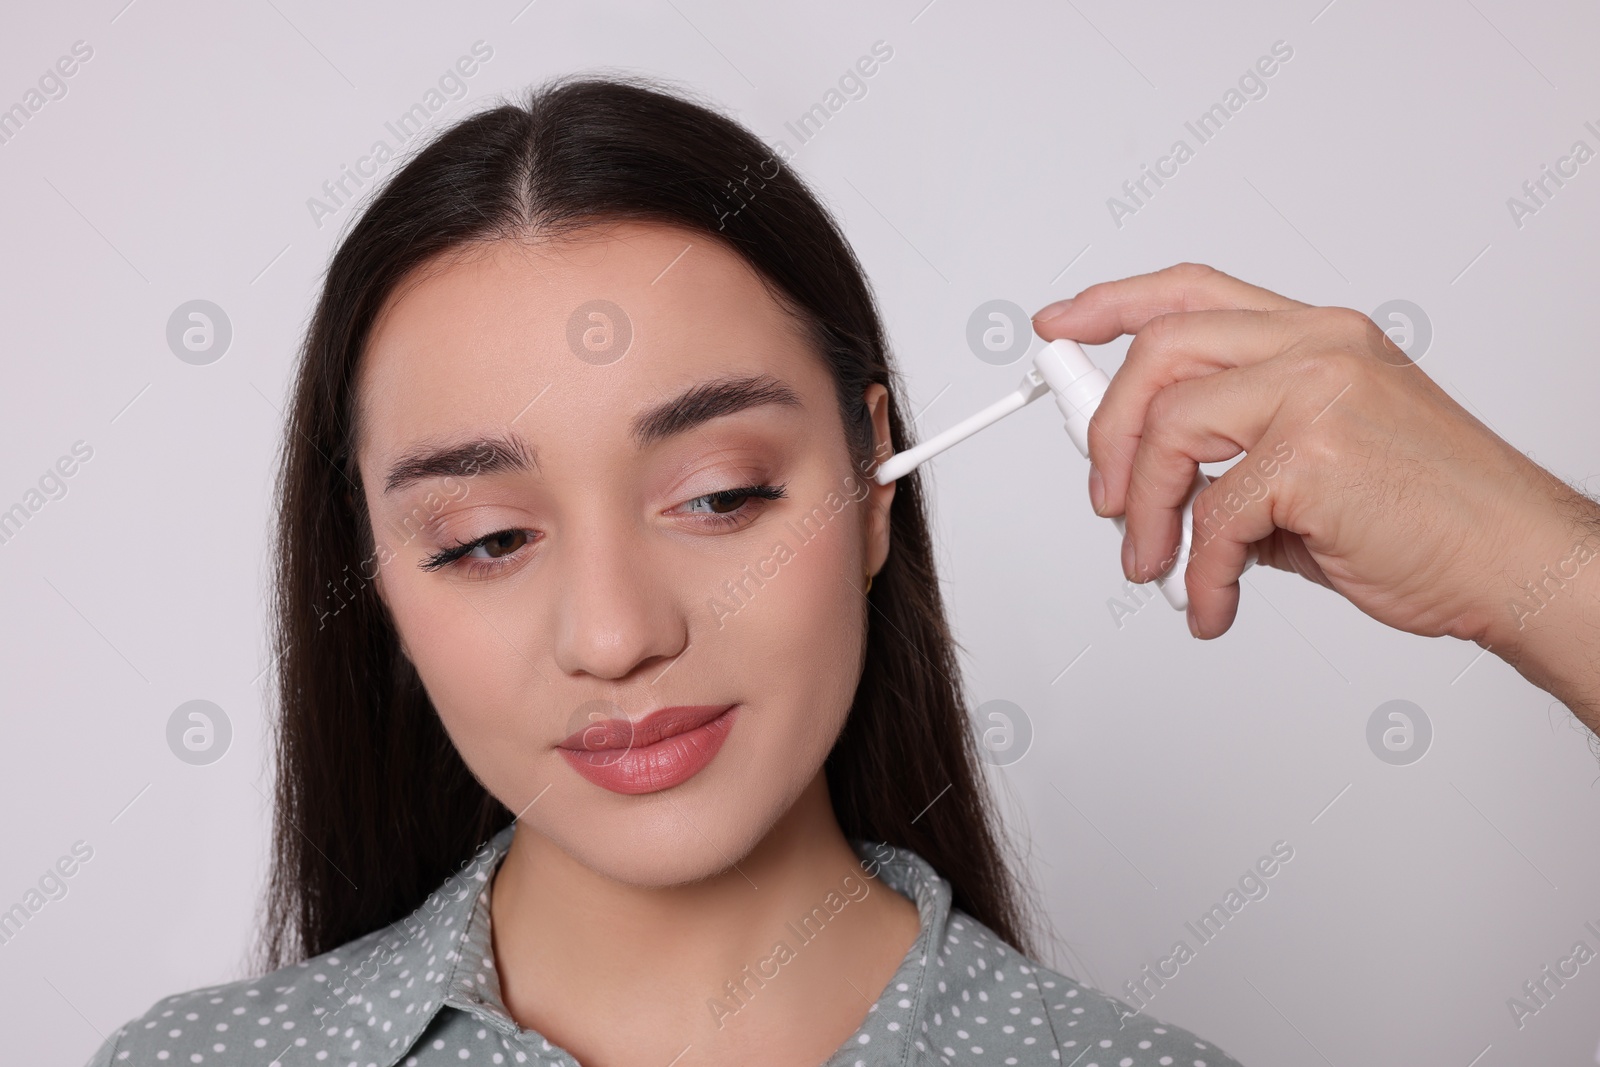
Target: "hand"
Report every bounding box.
[1030,263,1600,717]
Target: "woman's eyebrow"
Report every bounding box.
[630,373,802,448]
[382,434,532,496]
[381,373,802,496]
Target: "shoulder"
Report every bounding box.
[84,827,509,1067]
[80,923,398,1067]
[916,908,1247,1067]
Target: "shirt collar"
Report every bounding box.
[818,838,953,1066]
[311,821,518,1064]
[325,823,952,1066]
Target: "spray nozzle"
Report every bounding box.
[873,367,1050,485]
[874,338,1257,613]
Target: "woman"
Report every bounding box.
[84,60,1600,1065]
[82,74,1244,1066]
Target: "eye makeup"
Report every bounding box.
[417,481,789,579]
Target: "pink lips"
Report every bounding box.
[557,703,739,795]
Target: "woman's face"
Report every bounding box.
[353,220,895,886]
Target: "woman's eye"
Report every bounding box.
[469,529,529,558]
[418,482,787,577]
[678,483,787,526]
[420,529,534,575]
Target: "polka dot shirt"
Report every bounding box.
[82,824,1246,1066]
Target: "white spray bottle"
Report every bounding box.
[872,337,1258,612]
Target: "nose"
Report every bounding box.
[550,519,688,684]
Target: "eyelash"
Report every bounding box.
[418,482,789,578]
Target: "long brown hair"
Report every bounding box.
[255,71,1038,974]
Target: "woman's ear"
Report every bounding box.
[861,383,896,581]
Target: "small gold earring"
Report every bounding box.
[864,571,874,594]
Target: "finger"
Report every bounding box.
[1030,261,1308,345]
[1184,440,1300,638]
[1121,360,1281,583]
[1091,307,1309,528]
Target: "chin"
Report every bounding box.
[541,757,810,888]
[550,807,765,888]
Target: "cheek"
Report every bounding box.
[382,571,544,749]
[705,499,866,747]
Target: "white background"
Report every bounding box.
[2,2,1598,1065]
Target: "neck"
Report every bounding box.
[488,772,922,1066]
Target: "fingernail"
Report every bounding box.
[1088,464,1106,515]
[1187,606,1200,638]
[1121,532,1137,581]
[1032,297,1074,323]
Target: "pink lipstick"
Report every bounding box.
[557,703,739,794]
